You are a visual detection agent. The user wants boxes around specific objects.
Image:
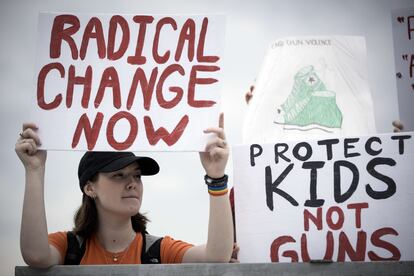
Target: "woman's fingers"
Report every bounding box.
[16,140,34,155]
[26,138,38,155]
[204,113,225,134]
[22,123,38,132]
[203,126,226,140]
[202,135,228,162]
[219,112,224,129]
[16,138,37,155]
[208,147,227,159]
[203,114,228,157]
[16,123,41,157]
[199,114,229,178]
[204,136,227,152]
[20,128,42,146]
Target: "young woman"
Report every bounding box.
[16,114,233,267]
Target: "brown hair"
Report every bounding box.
[73,175,149,238]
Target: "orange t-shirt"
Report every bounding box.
[48,231,193,265]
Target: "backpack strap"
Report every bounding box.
[141,232,163,264]
[64,231,162,265]
[64,231,86,265]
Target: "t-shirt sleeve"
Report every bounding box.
[160,236,193,263]
[48,231,67,263]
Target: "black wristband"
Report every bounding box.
[204,174,228,187]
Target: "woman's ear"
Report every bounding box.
[83,181,96,198]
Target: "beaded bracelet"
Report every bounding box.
[205,174,228,196]
[204,174,228,186]
[208,185,228,196]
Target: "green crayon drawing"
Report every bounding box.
[274,65,342,130]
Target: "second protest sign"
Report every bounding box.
[233,132,414,262]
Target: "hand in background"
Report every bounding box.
[392,120,404,133]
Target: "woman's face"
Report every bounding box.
[91,162,143,217]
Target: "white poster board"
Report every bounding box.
[233,132,414,262]
[392,8,414,132]
[31,13,225,151]
[243,36,376,143]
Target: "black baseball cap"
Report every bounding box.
[78,151,160,192]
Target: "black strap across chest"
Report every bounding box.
[63,231,162,265]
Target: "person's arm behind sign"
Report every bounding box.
[16,123,61,267]
[182,113,234,263]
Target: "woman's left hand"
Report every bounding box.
[199,113,229,178]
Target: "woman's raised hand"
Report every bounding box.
[15,123,47,170]
[199,113,229,178]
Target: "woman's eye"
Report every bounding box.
[113,173,124,178]
[134,174,141,180]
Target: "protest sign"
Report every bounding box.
[31,13,225,151]
[233,132,414,262]
[392,8,414,132]
[243,36,376,143]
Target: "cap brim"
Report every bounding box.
[99,156,159,176]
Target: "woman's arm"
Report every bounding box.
[16,123,61,267]
[182,113,233,263]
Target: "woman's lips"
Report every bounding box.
[122,195,139,199]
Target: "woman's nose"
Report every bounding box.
[126,181,135,190]
[126,176,140,190]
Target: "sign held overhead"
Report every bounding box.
[32,13,225,151]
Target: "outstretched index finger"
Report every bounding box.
[219,112,224,129]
